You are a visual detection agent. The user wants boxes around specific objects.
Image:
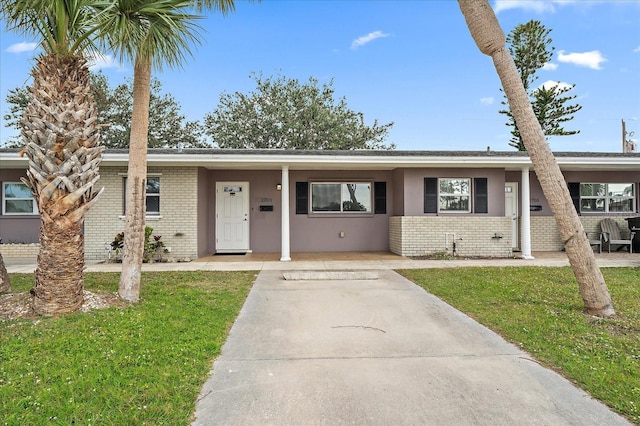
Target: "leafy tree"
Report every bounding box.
[2,87,29,147]
[1,0,105,315]
[99,76,206,148]
[89,72,112,131]
[459,0,614,318]
[3,73,206,149]
[500,20,582,151]
[204,73,395,150]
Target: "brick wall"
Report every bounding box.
[0,243,39,259]
[531,215,635,251]
[390,216,513,258]
[84,166,199,261]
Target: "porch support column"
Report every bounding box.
[280,166,291,261]
[521,167,534,259]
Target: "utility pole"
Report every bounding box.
[622,119,636,153]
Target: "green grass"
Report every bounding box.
[1,271,255,425]
[399,267,640,424]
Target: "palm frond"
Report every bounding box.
[1,0,103,56]
[191,0,236,13]
[96,0,206,71]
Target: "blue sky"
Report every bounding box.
[1,0,639,152]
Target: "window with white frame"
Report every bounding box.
[123,176,160,215]
[439,178,471,212]
[2,182,37,215]
[580,183,635,213]
[311,182,372,213]
[146,177,160,214]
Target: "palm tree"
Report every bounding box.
[0,253,10,293]
[1,0,105,315]
[458,0,614,317]
[95,0,236,302]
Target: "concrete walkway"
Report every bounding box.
[4,251,639,273]
[5,253,636,424]
[191,269,631,425]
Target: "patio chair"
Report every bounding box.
[586,232,602,253]
[599,218,634,253]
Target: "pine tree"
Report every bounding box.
[500,20,582,151]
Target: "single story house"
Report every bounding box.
[1,148,639,261]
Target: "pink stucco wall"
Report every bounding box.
[204,169,283,254]
[392,169,405,216]
[289,170,393,252]
[399,168,506,216]
[201,169,393,253]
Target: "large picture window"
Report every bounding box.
[580,183,635,213]
[2,182,37,215]
[311,182,372,213]
[439,178,470,213]
[123,176,161,215]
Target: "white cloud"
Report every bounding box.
[350,31,389,50]
[539,80,572,92]
[542,62,558,71]
[493,0,579,14]
[86,53,121,71]
[494,0,561,14]
[557,50,606,70]
[634,46,640,53]
[6,42,38,53]
[480,97,494,105]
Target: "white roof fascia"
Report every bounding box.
[125,152,535,170]
[1,151,640,171]
[106,152,640,171]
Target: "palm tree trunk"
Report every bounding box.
[119,58,151,302]
[32,219,85,314]
[0,253,10,293]
[20,54,103,316]
[458,0,614,317]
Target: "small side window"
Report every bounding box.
[123,176,161,215]
[2,182,37,215]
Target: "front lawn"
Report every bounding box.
[0,271,255,425]
[399,267,640,424]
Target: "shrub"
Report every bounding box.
[110,226,166,263]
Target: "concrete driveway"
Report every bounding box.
[192,269,629,425]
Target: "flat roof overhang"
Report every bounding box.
[1,149,640,172]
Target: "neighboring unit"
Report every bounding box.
[1,149,639,261]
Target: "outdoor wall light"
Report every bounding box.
[276,184,282,191]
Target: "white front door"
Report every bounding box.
[505,182,519,250]
[216,182,249,253]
